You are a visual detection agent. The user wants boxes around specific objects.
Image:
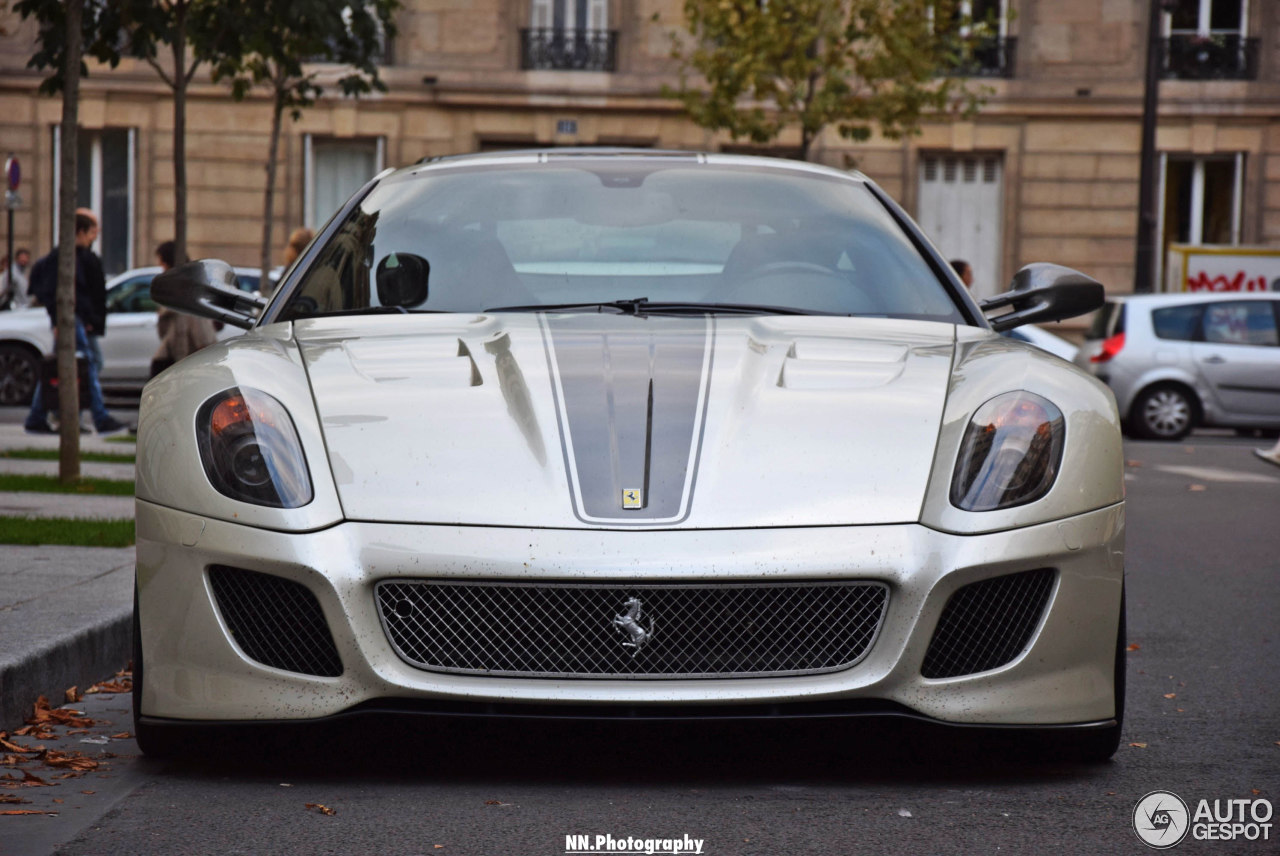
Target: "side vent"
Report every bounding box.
[922,569,1056,679]
[208,566,343,677]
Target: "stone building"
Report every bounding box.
[0,0,1276,306]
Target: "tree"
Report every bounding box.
[107,0,241,264]
[15,0,119,481]
[667,0,986,161]
[208,0,399,287]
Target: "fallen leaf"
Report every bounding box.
[81,790,95,795]
[484,799,512,806]
[1126,643,1141,652]
[1164,693,1177,699]
[1129,742,1148,749]
[0,795,29,804]
[0,809,57,816]
[1253,789,1261,795]
[1177,709,1184,713]
[39,750,99,772]
[64,687,81,704]
[305,803,336,816]
[435,846,445,850]
[26,697,94,730]
[84,679,131,695]
[1188,484,1206,492]
[1106,791,1117,796]
[52,798,63,804]
[110,733,130,740]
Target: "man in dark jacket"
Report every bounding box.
[23,211,125,435]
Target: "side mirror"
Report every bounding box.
[375,253,430,308]
[152,259,268,330]
[980,263,1104,332]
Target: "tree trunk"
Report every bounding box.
[172,23,188,264]
[260,84,285,295]
[57,0,85,483]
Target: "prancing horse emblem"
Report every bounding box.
[613,597,656,655]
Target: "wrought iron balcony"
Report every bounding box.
[945,36,1016,79]
[520,28,618,72]
[1163,34,1258,80]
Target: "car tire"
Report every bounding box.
[1130,384,1196,441]
[0,343,40,406]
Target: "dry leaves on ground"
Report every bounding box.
[305,803,337,816]
[85,668,133,695]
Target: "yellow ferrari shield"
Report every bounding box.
[621,489,643,509]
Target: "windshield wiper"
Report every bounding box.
[483,299,827,317]
[484,298,652,315]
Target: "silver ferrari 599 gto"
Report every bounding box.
[136,151,1125,760]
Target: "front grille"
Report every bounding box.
[921,568,1056,679]
[376,581,889,679]
[208,566,343,677]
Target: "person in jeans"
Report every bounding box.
[23,212,126,435]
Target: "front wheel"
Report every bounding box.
[1131,385,1196,441]
[0,343,39,406]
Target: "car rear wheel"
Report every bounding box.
[1131,384,1196,441]
[0,343,39,406]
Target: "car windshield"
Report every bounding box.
[275,160,963,322]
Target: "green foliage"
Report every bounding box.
[210,0,400,117]
[13,0,122,94]
[0,449,136,464]
[667,0,989,158]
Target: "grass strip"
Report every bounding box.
[0,516,134,547]
[0,449,136,464]
[0,473,135,496]
[105,435,137,445]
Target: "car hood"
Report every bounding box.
[295,313,957,529]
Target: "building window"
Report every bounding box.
[917,153,1004,299]
[936,0,1015,78]
[304,136,384,229]
[1163,0,1256,79]
[521,0,617,71]
[1162,154,1242,247]
[52,127,135,276]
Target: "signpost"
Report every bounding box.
[4,154,19,308]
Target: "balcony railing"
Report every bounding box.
[520,28,618,72]
[1163,34,1258,80]
[945,36,1017,79]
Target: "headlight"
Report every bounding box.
[951,391,1064,512]
[196,387,313,508]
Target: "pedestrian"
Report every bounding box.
[283,227,313,269]
[74,208,108,378]
[23,212,126,435]
[950,259,975,290]
[150,240,216,378]
[1,247,32,309]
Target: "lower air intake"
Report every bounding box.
[921,568,1056,679]
[208,566,343,677]
[376,580,889,678]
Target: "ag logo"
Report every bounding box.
[1133,790,1190,849]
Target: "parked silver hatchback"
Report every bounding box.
[1074,292,1280,440]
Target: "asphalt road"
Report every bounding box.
[3,432,1278,856]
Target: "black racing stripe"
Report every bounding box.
[544,314,712,522]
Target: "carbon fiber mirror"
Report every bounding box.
[981,264,1105,332]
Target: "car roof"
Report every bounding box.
[1107,291,1280,306]
[403,148,872,184]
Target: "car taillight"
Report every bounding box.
[1090,332,1125,363]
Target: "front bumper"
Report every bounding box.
[135,500,1125,727]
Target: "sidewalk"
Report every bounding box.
[0,425,135,730]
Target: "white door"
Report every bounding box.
[917,154,1004,299]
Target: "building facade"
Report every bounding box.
[0,0,1277,310]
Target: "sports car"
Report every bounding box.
[135,150,1125,760]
